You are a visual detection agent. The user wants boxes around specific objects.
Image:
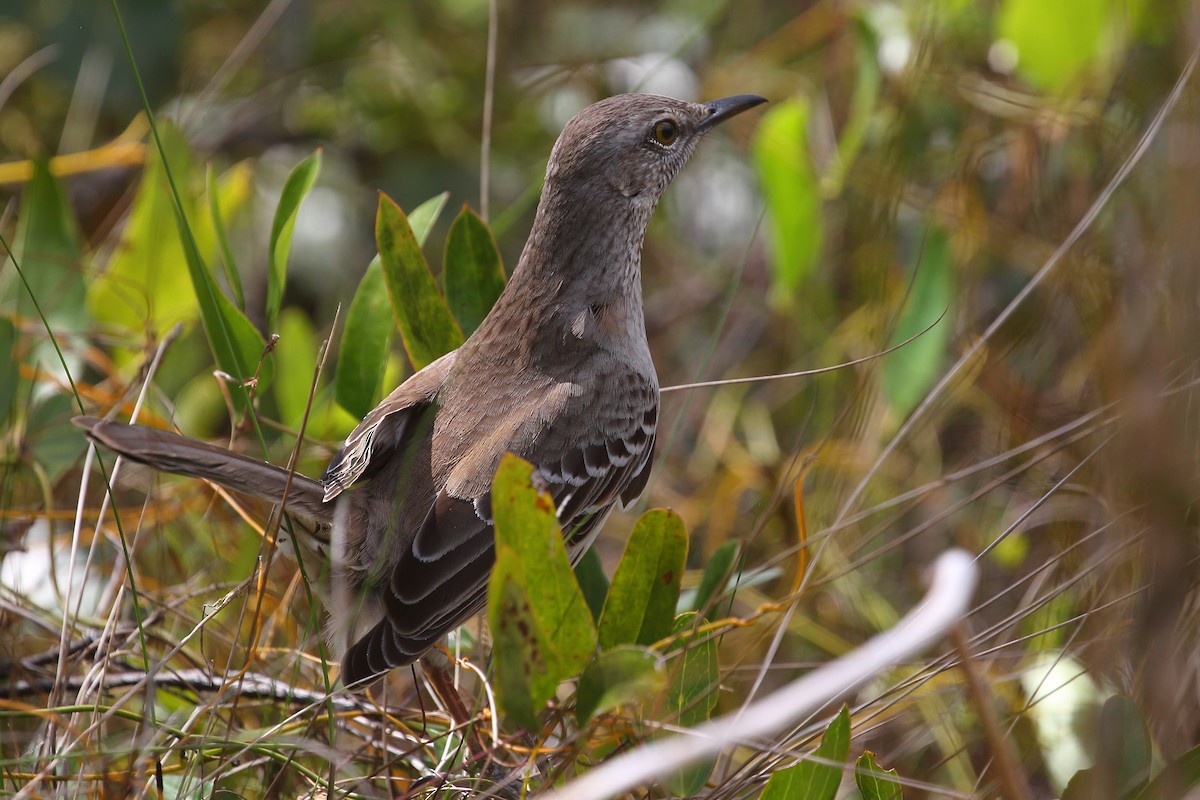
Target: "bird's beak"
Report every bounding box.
[697,94,768,131]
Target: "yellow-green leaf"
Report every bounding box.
[997,0,1146,94]
[489,455,597,727]
[88,122,197,342]
[752,97,822,304]
[273,307,320,429]
[376,194,463,370]
[489,543,554,730]
[267,149,322,327]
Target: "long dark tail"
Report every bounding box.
[74,417,331,523]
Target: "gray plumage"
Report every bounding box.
[77,92,766,687]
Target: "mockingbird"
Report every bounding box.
[78,92,767,686]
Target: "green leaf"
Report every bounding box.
[173,199,268,411]
[335,256,393,419]
[824,24,881,193]
[376,194,463,371]
[760,705,850,800]
[1064,769,1105,800]
[4,161,87,399]
[28,393,87,479]
[335,193,450,419]
[488,454,597,728]
[574,546,609,624]
[443,205,506,335]
[1066,696,1152,800]
[489,544,553,731]
[686,539,740,617]
[575,645,666,725]
[273,307,320,429]
[752,97,823,304]
[267,149,322,328]
[997,0,1146,94]
[662,611,720,796]
[1136,743,1200,800]
[855,751,903,800]
[407,191,450,247]
[0,317,17,427]
[882,227,953,420]
[6,160,85,324]
[205,161,252,309]
[1098,696,1152,799]
[89,122,197,341]
[598,509,688,650]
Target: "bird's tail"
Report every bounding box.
[74,417,330,522]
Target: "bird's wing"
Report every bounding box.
[321,350,458,501]
[339,367,659,685]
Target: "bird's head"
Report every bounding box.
[544,93,767,206]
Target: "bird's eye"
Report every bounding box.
[652,119,678,146]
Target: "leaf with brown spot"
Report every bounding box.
[597,509,688,650]
[488,455,597,728]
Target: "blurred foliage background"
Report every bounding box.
[2,0,1200,797]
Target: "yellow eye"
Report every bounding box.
[653,119,678,146]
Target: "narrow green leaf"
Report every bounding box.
[883,227,953,420]
[598,509,688,649]
[376,194,463,370]
[206,162,248,309]
[662,611,720,796]
[273,307,320,429]
[173,200,268,409]
[760,706,851,800]
[489,454,597,727]
[408,191,451,247]
[267,149,322,327]
[575,645,665,725]
[0,318,17,426]
[89,122,197,340]
[855,751,903,800]
[1135,743,1200,800]
[574,546,609,623]
[687,539,740,616]
[336,256,393,419]
[752,97,822,303]
[444,205,507,335]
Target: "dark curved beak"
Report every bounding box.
[697,94,768,131]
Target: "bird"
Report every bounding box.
[77,92,767,687]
